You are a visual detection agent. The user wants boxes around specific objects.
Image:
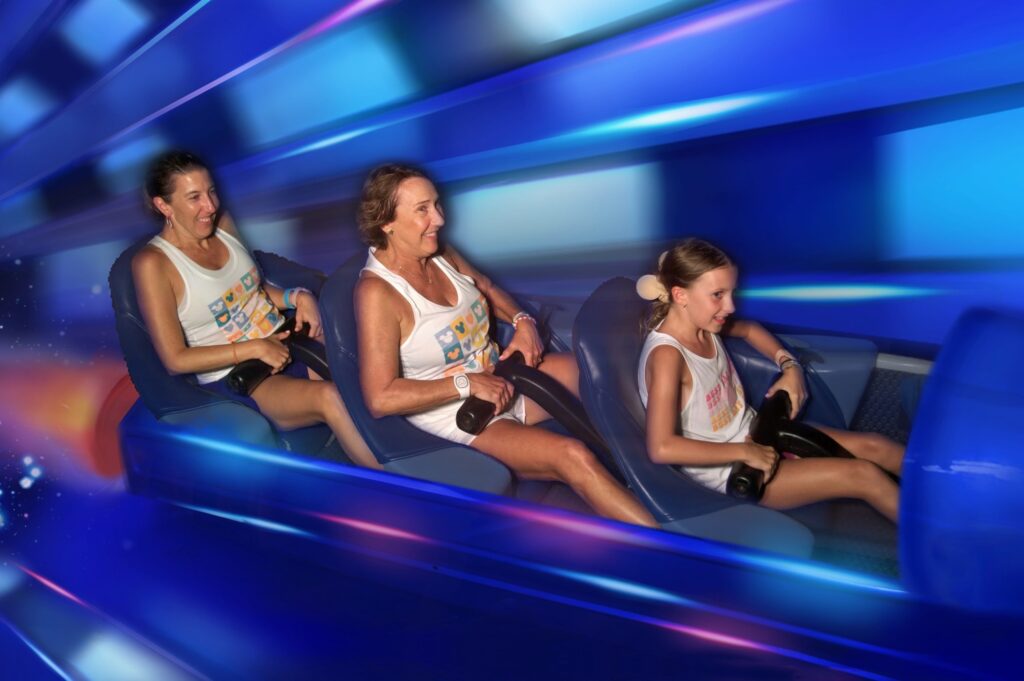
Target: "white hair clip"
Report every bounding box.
[636,274,669,302]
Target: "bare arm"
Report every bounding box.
[132,246,291,376]
[724,319,806,417]
[644,345,777,475]
[443,246,544,366]
[355,275,512,418]
[219,212,322,337]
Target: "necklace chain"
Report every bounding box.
[397,259,433,285]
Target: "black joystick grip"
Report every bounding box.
[726,462,765,501]
[726,390,791,501]
[225,317,301,396]
[455,352,524,435]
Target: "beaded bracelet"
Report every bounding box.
[779,357,802,373]
[511,311,535,329]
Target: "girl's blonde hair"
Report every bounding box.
[638,238,733,331]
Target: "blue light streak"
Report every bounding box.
[742,284,939,302]
[574,93,780,137]
[175,503,314,539]
[5,628,76,681]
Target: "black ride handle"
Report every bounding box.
[455,352,625,484]
[225,317,331,396]
[727,390,792,502]
[455,352,525,435]
[727,389,859,501]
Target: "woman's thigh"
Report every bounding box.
[250,374,326,430]
[472,419,571,480]
[522,352,580,425]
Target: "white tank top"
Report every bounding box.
[362,248,500,435]
[637,329,755,493]
[148,231,284,384]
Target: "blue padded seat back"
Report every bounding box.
[109,238,336,455]
[574,278,740,522]
[901,307,1024,615]
[109,238,228,418]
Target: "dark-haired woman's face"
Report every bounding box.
[154,169,219,241]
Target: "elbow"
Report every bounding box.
[364,392,391,419]
[646,440,672,465]
[162,354,189,376]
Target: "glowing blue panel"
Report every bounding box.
[447,164,659,261]
[235,216,299,260]
[41,240,129,320]
[58,0,151,66]
[0,191,48,238]
[97,133,168,195]
[228,21,417,148]
[0,77,56,141]
[882,105,1024,260]
[493,0,691,43]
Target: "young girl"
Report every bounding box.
[636,239,903,523]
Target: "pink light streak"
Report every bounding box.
[311,512,430,543]
[19,565,86,607]
[613,0,792,58]
[100,0,392,150]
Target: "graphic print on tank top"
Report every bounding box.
[706,360,746,432]
[205,265,280,344]
[434,296,499,376]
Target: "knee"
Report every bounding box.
[847,459,890,494]
[316,382,343,417]
[553,440,603,485]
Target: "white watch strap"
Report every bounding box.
[453,374,471,399]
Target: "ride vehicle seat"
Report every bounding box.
[573,278,878,557]
[318,252,513,493]
[109,239,347,491]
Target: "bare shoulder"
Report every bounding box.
[216,211,241,237]
[355,272,401,315]
[439,244,469,271]
[132,244,170,280]
[647,343,684,371]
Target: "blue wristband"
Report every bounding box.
[283,287,310,310]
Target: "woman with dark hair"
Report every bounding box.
[637,238,903,521]
[133,150,376,467]
[354,164,657,527]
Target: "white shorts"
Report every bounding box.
[678,463,731,494]
[407,394,528,446]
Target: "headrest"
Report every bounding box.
[902,307,1024,615]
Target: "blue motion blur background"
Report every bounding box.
[2,0,1024,358]
[1,2,1024,677]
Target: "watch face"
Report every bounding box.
[455,375,470,389]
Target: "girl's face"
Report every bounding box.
[154,169,219,241]
[383,177,445,258]
[675,265,737,332]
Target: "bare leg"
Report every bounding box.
[517,352,582,424]
[760,458,899,523]
[251,375,379,469]
[816,426,905,475]
[472,419,657,528]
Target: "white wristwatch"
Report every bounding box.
[453,374,471,399]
